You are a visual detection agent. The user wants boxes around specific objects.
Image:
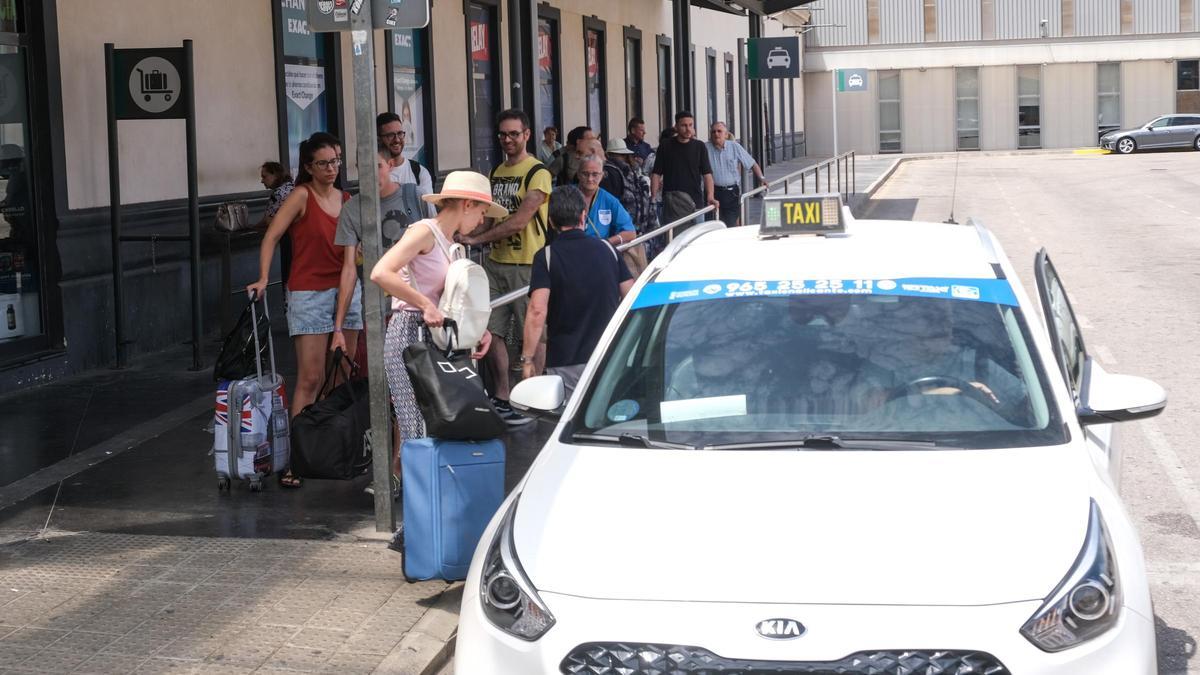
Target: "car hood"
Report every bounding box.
[514,443,1091,606]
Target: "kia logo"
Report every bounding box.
[755,618,806,640]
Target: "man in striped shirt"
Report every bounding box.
[706,121,768,227]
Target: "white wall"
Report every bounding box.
[980,65,1018,150]
[900,68,956,152]
[1043,62,1097,147]
[1122,60,1175,127]
[59,0,278,209]
[803,70,878,157]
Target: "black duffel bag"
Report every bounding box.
[290,350,372,480]
[403,320,506,441]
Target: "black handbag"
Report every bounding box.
[403,320,506,441]
[290,350,373,480]
[213,295,272,382]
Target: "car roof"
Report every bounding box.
[658,219,1001,283]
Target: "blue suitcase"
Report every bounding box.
[400,438,505,581]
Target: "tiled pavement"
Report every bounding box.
[0,531,449,674]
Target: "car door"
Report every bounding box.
[1138,116,1173,148]
[1034,250,1119,482]
[1160,116,1191,147]
[1180,116,1200,147]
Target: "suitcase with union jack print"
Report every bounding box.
[213,292,289,492]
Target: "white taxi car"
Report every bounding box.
[456,195,1165,674]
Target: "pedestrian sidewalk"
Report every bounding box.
[737,153,902,226]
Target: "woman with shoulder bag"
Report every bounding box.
[246,135,355,489]
[368,171,505,488]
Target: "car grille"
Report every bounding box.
[561,642,1010,674]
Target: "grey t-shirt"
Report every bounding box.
[334,188,412,249]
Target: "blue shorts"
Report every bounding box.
[286,283,363,336]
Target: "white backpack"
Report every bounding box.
[433,253,491,351]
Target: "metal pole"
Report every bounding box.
[737,38,748,189]
[350,11,395,532]
[184,40,202,371]
[105,44,126,369]
[831,69,840,157]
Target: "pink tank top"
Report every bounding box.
[394,220,454,312]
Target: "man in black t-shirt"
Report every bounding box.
[650,110,717,233]
[521,185,634,396]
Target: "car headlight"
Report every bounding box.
[1020,500,1121,652]
[479,498,556,641]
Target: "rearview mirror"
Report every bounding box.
[511,375,565,419]
[1078,359,1166,426]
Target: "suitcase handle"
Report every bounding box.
[247,290,279,384]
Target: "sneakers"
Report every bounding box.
[492,397,533,426]
[364,474,401,500]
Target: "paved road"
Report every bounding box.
[865,149,1200,674]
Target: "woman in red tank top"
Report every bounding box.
[248,135,354,488]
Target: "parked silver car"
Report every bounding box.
[1100,114,1200,154]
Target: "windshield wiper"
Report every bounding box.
[701,435,943,451]
[571,432,698,450]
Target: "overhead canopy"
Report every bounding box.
[690,0,745,15]
[697,0,820,15]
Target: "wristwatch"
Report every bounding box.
[517,355,534,364]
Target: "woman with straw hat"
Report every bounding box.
[369,171,509,490]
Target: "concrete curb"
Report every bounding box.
[374,583,462,674]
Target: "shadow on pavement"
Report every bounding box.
[1158,614,1197,674]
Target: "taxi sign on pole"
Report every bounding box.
[759,193,844,238]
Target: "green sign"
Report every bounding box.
[837,68,869,92]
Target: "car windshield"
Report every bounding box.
[569,288,1067,450]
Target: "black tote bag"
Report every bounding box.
[290,351,372,480]
[402,320,506,441]
[213,297,272,382]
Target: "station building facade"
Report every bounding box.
[1,0,808,391]
[801,0,1200,156]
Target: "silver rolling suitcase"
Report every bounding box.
[213,293,290,492]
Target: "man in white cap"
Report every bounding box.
[600,138,651,235]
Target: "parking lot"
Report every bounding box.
[865,150,1200,674]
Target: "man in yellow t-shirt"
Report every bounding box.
[462,109,551,421]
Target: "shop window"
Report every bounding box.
[623,27,642,125]
[0,43,39,347]
[467,2,500,173]
[956,67,980,150]
[1178,59,1200,114]
[657,37,673,133]
[275,0,340,175]
[584,17,608,141]
[1018,65,1041,149]
[538,9,562,135]
[878,70,901,153]
[724,54,735,135]
[388,28,433,168]
[1097,63,1120,138]
[706,50,717,131]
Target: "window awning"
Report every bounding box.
[695,0,820,15]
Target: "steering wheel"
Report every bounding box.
[887,375,1004,412]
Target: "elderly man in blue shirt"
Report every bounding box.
[706,121,768,227]
[575,155,637,247]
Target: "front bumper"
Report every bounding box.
[456,592,1157,675]
[1100,137,1117,150]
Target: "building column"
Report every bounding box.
[507,0,538,135]
[748,10,766,168]
[672,0,693,114]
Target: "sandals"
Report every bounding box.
[279,471,302,488]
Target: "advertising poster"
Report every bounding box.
[280,0,330,174]
[469,7,498,172]
[537,19,557,132]
[391,29,427,165]
[586,30,602,134]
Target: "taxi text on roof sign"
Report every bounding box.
[759,193,844,238]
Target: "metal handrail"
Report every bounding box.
[488,204,718,309]
[739,151,856,227]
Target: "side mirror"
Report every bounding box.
[1078,359,1166,426]
[511,375,565,419]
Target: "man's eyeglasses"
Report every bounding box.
[578,171,603,179]
[311,158,342,170]
[496,130,526,140]
[379,131,406,140]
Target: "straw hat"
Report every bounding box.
[422,171,509,219]
[605,138,634,155]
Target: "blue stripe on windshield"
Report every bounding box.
[631,278,1019,310]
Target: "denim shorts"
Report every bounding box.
[286,283,363,336]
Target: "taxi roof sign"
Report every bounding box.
[759,192,845,238]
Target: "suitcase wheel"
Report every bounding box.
[217,477,231,491]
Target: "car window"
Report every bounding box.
[571,291,1065,450]
[1035,252,1087,398]
[1149,117,1172,129]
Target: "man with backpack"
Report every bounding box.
[378,112,435,223]
[460,109,551,425]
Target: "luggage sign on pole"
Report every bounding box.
[308,0,430,32]
[111,48,188,120]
